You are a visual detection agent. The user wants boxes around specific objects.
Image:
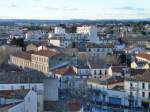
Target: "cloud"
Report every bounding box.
[113,6,145,12]
[40,5,79,11]
[10,4,17,8]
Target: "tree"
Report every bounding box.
[119,53,126,64]
[11,37,24,47]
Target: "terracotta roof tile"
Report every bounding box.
[53,66,76,76]
[33,50,59,57]
[126,69,150,82]
[136,53,150,61]
[12,52,31,61]
[68,101,81,111]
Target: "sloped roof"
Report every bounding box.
[87,43,114,48]
[0,68,46,84]
[126,69,150,82]
[68,101,82,111]
[33,49,59,57]
[136,52,150,60]
[0,89,30,99]
[12,52,31,61]
[53,66,76,76]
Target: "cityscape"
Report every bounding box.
[0,0,150,112]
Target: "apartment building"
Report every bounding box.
[87,76,128,107]
[77,26,97,37]
[125,69,150,108]
[77,26,99,43]
[54,27,66,34]
[0,70,45,112]
[86,43,114,56]
[0,90,37,112]
[10,49,71,74]
[136,52,150,64]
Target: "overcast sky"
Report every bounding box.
[0,0,149,20]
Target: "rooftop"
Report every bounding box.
[88,76,124,85]
[110,64,127,73]
[68,101,82,111]
[53,66,76,76]
[87,43,114,48]
[0,102,22,111]
[126,69,150,82]
[0,65,46,84]
[12,52,31,61]
[136,52,150,60]
[0,64,22,72]
[33,49,59,57]
[130,68,147,76]
[0,89,29,99]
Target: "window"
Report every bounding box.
[142,83,145,89]
[94,70,97,75]
[99,70,102,75]
[130,83,133,87]
[142,92,145,98]
[20,86,25,90]
[149,93,150,99]
[88,48,91,52]
[59,58,62,61]
[105,70,107,75]
[149,83,150,89]
[97,49,99,52]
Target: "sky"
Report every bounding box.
[0,0,150,20]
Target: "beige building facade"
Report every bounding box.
[10,50,58,74]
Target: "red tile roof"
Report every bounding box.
[126,68,150,82]
[13,52,31,61]
[53,67,76,76]
[68,101,82,111]
[136,53,150,60]
[0,90,29,98]
[33,50,59,57]
[111,65,127,73]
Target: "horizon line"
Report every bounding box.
[0,18,150,21]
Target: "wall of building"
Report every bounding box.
[11,56,31,69]
[49,39,61,47]
[44,78,59,101]
[0,83,44,112]
[31,54,49,74]
[24,90,37,112]
[88,82,129,106]
[124,80,150,107]
[8,102,24,112]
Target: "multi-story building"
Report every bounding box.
[51,66,76,89]
[0,89,37,112]
[87,76,128,107]
[10,50,71,74]
[0,70,45,112]
[48,33,89,48]
[136,52,150,64]
[86,43,114,56]
[77,26,99,43]
[125,69,150,108]
[49,37,72,48]
[54,27,66,34]
[77,26,97,37]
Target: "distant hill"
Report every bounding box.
[0,18,150,25]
